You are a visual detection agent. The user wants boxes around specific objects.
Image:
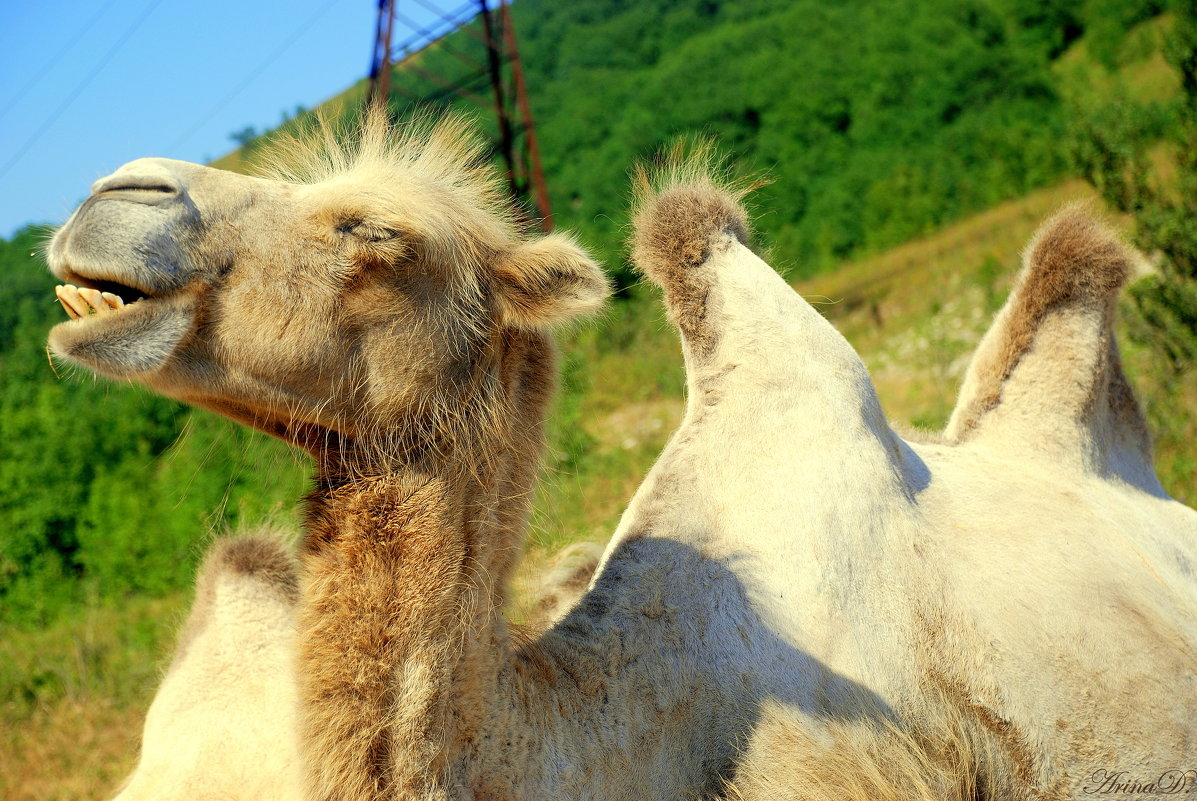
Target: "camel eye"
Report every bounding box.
[337,221,398,243]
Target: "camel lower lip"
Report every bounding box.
[48,292,195,378]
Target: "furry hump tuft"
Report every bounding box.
[198,531,299,602]
[1019,203,1133,304]
[255,107,517,230]
[629,139,761,286]
[945,203,1141,443]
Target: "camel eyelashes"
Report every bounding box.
[337,220,400,243]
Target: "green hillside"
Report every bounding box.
[219,1,1174,277]
[2,0,1194,795]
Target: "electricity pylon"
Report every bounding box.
[368,0,553,229]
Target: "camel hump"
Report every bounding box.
[630,176,750,282]
[173,530,299,655]
[520,540,603,626]
[630,141,753,286]
[629,141,762,354]
[1020,204,1132,304]
[115,530,303,801]
[199,530,299,602]
[946,206,1157,487]
[158,531,297,706]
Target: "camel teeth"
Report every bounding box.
[54,284,136,319]
[55,284,86,320]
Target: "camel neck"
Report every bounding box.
[296,432,734,800]
[297,332,557,800]
[300,465,509,799]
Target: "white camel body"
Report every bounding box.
[522,245,931,794]
[46,118,1197,799]
[594,192,1197,795]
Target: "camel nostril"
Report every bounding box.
[93,177,182,206]
[105,183,178,195]
[93,163,183,199]
[96,179,181,201]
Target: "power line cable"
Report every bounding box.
[0,0,167,184]
[165,0,342,155]
[0,0,124,126]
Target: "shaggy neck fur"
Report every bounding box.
[298,329,557,800]
[297,323,726,801]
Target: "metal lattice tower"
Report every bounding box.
[368,0,552,230]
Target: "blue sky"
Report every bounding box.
[0,0,440,239]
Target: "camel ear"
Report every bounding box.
[493,233,609,329]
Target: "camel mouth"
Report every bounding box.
[90,277,147,305]
[56,263,156,306]
[48,265,195,378]
[53,276,153,325]
[63,276,151,308]
[46,208,193,309]
[50,252,183,325]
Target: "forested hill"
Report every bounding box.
[223,0,1172,281]
[0,0,1179,626]
[515,0,1088,277]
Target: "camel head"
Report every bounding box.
[47,114,608,458]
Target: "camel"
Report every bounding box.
[110,531,600,801]
[46,113,1197,800]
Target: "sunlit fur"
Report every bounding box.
[47,112,610,800]
[629,150,1197,799]
[48,110,608,474]
[112,531,303,801]
[720,692,997,801]
[259,110,512,319]
[630,140,758,357]
[52,117,1197,801]
[254,111,608,473]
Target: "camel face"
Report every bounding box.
[47,153,455,439]
[48,157,213,376]
[48,117,608,447]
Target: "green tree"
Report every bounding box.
[1072,0,1197,370]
